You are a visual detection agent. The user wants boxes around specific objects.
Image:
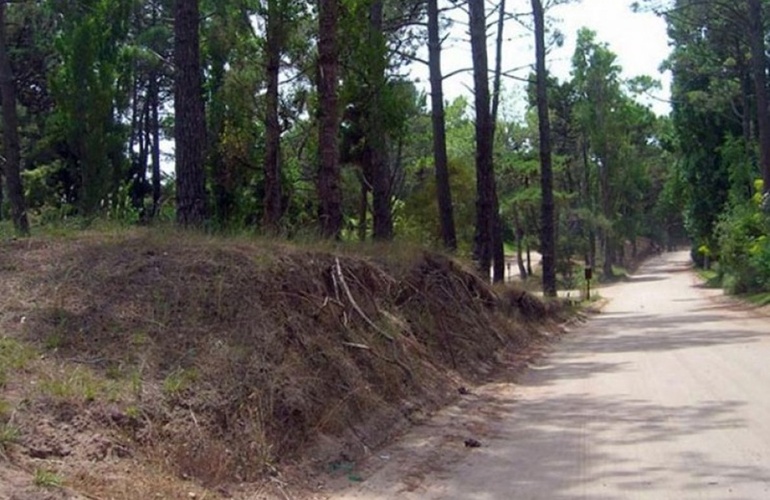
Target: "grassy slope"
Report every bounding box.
[0,227,559,499]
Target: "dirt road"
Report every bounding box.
[330,251,770,499]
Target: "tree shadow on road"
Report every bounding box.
[433,392,764,500]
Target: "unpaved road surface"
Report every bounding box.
[330,252,770,499]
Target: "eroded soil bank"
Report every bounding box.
[0,230,564,499]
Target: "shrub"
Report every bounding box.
[716,180,770,293]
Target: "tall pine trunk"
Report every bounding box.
[149,72,161,217]
[532,0,556,296]
[174,0,208,226]
[427,0,456,250]
[469,0,497,280]
[263,0,283,231]
[368,0,393,241]
[489,0,506,283]
[0,0,29,235]
[317,0,343,238]
[748,0,770,192]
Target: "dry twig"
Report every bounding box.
[334,258,394,342]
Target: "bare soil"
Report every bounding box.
[0,229,562,499]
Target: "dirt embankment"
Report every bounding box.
[0,230,562,499]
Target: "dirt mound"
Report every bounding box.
[0,230,555,497]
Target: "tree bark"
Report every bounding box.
[358,179,368,241]
[149,3,162,218]
[747,0,770,192]
[427,0,456,250]
[173,0,208,227]
[317,0,343,238]
[488,0,506,283]
[469,0,497,280]
[263,0,283,232]
[149,71,161,217]
[491,0,505,130]
[532,0,556,296]
[515,223,527,279]
[0,0,29,235]
[368,0,393,241]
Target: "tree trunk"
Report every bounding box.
[173,0,208,227]
[748,0,770,192]
[368,0,393,241]
[207,27,233,227]
[149,72,161,217]
[427,0,457,250]
[600,153,613,278]
[358,177,368,241]
[263,0,283,232]
[487,0,506,283]
[526,242,533,276]
[135,91,150,214]
[492,207,505,282]
[516,226,527,279]
[317,0,343,238]
[0,0,29,235]
[149,3,162,218]
[491,0,505,129]
[582,139,596,268]
[532,0,556,297]
[469,0,496,280]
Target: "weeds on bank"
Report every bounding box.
[33,468,63,488]
[746,291,770,306]
[162,368,198,396]
[0,422,19,453]
[0,337,36,388]
[697,268,721,288]
[37,365,127,403]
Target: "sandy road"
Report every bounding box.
[331,251,770,499]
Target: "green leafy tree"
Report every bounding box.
[49,0,132,216]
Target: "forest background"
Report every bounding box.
[0,0,768,296]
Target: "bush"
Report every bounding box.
[716,180,770,294]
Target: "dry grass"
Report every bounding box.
[0,227,558,498]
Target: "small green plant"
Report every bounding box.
[162,368,198,396]
[33,468,63,488]
[105,364,121,380]
[129,368,143,397]
[0,337,36,387]
[125,404,141,419]
[131,331,151,347]
[0,399,11,419]
[0,423,20,449]
[38,366,108,402]
[43,333,63,350]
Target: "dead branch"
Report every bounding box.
[334,258,395,342]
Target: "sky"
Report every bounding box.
[414,0,673,117]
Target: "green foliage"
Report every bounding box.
[0,423,20,453]
[48,0,133,216]
[399,159,476,248]
[33,469,63,488]
[665,0,748,256]
[0,337,36,388]
[103,181,142,225]
[162,367,198,396]
[38,365,124,403]
[716,180,770,293]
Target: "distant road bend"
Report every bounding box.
[335,251,770,499]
